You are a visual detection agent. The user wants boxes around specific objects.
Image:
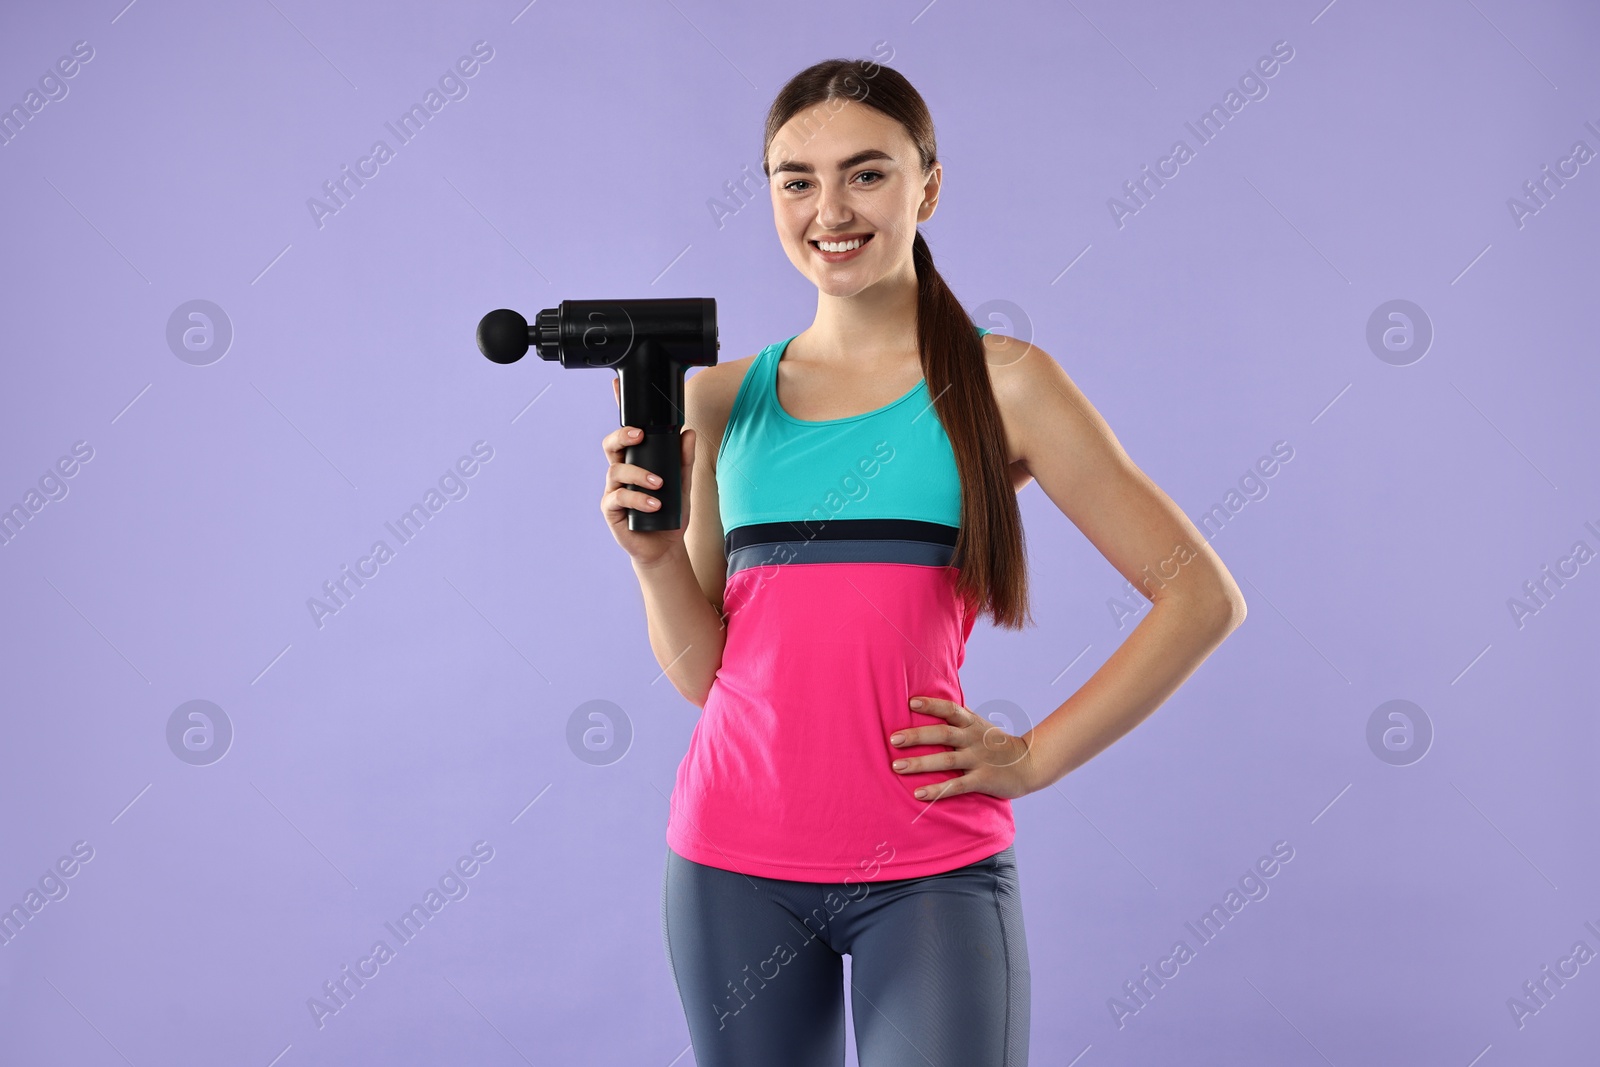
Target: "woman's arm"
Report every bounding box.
[632,545,726,708]
[624,363,741,708]
[987,334,1248,794]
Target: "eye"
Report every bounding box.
[853,170,883,185]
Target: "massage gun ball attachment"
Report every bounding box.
[476,298,719,532]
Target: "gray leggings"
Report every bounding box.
[660,844,1030,1066]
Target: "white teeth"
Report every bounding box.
[817,237,866,253]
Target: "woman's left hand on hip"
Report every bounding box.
[889,697,1037,801]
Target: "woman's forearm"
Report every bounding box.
[631,544,727,708]
[1022,590,1243,793]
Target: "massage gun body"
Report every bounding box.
[477,297,719,531]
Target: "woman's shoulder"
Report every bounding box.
[978,331,1069,408]
[978,331,1071,480]
[685,349,765,459]
[687,349,762,412]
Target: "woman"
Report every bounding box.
[601,58,1246,1067]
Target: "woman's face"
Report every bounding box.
[766,97,939,299]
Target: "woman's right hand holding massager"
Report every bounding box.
[601,374,697,566]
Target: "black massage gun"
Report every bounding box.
[476,298,719,532]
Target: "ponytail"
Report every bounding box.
[912,229,1032,629]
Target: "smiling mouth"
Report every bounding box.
[810,234,874,253]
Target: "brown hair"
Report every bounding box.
[761,57,1033,629]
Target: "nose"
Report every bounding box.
[815,180,853,230]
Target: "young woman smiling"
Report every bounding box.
[601,58,1246,1067]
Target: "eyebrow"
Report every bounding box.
[772,148,894,175]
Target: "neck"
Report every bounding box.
[803,260,921,367]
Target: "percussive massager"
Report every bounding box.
[476,298,719,532]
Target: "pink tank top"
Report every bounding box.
[665,330,1014,882]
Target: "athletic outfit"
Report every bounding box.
[661,328,1030,1065]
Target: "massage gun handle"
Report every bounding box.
[624,428,682,532]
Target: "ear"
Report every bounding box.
[917,161,942,223]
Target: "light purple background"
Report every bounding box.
[2,1,1597,1064]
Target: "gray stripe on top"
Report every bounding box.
[727,538,955,577]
